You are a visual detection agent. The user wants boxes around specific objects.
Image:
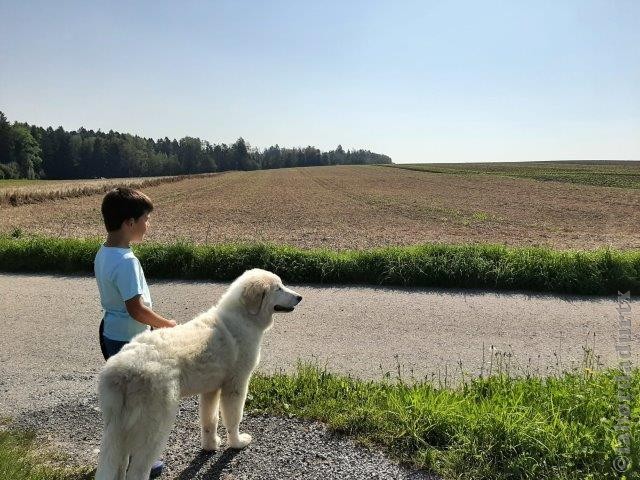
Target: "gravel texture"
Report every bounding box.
[1,272,636,478]
[14,395,435,479]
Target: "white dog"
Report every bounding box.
[95,268,302,480]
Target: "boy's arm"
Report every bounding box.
[125,295,177,329]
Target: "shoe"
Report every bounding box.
[149,459,164,478]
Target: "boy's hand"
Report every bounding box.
[125,295,177,329]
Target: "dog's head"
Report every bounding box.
[235,269,302,318]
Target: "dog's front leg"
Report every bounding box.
[199,390,222,451]
[220,381,252,449]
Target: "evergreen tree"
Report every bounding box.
[178,137,203,173]
[0,112,11,163]
[230,138,249,170]
[10,125,42,179]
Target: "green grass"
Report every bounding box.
[0,429,92,480]
[248,363,640,479]
[0,234,638,295]
[387,161,640,189]
[4,361,636,479]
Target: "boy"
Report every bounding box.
[94,187,175,478]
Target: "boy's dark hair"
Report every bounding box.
[101,187,154,232]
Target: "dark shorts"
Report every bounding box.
[98,318,129,360]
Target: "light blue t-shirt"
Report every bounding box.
[94,245,152,342]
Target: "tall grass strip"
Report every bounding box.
[0,236,638,295]
[247,363,640,479]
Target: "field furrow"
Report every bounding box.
[1,165,639,250]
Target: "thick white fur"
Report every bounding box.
[95,269,302,480]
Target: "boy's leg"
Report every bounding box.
[101,336,129,360]
[98,319,108,360]
[99,319,129,360]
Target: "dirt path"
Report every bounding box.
[1,272,636,416]
[1,273,636,479]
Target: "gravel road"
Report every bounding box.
[1,273,636,479]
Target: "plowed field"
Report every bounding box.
[1,165,638,250]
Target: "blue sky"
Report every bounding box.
[1,0,638,163]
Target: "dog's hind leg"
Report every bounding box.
[125,386,179,480]
[125,407,177,480]
[96,374,134,480]
[220,380,252,449]
[200,389,222,451]
[95,417,129,480]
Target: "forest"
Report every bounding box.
[0,111,392,179]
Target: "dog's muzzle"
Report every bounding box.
[274,305,294,312]
[274,294,302,312]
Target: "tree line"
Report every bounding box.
[0,111,392,180]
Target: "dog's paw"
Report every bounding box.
[201,433,222,451]
[228,433,252,449]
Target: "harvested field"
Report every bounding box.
[0,172,221,206]
[0,176,167,196]
[1,165,639,250]
[0,179,43,187]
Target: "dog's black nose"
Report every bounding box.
[296,295,302,302]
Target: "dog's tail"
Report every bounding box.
[95,366,143,480]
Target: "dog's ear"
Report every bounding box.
[241,279,267,315]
